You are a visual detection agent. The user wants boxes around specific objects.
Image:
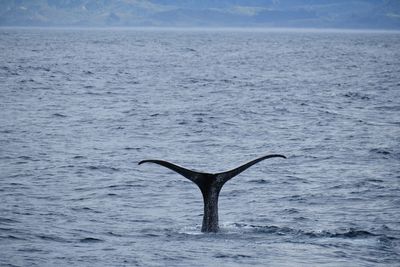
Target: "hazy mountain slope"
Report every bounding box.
[0,0,399,29]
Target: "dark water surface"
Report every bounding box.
[1,28,399,266]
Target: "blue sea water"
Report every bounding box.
[0,28,399,266]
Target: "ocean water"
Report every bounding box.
[0,28,399,266]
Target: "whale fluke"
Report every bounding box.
[138,159,208,188]
[139,154,286,232]
[215,154,286,185]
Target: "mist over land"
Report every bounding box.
[1,0,400,30]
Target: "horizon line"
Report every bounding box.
[1,25,400,34]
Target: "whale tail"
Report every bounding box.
[138,154,286,188]
[214,154,286,185]
[138,159,212,190]
[138,154,286,232]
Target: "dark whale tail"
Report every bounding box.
[138,154,286,232]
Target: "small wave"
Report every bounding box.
[178,120,188,125]
[369,148,399,159]
[343,92,370,100]
[193,112,207,116]
[188,78,214,85]
[214,253,252,259]
[281,194,307,202]
[184,48,196,52]
[52,113,67,118]
[19,65,50,71]
[124,147,141,151]
[19,78,35,83]
[37,234,69,243]
[325,229,376,238]
[227,223,386,240]
[86,165,120,173]
[1,235,26,241]
[283,208,300,214]
[310,229,381,239]
[0,218,20,224]
[251,225,296,235]
[139,227,168,238]
[105,184,138,190]
[71,207,102,213]
[127,80,140,85]
[249,179,270,184]
[79,237,104,243]
[106,231,123,237]
[18,248,44,253]
[15,161,28,165]
[1,263,21,267]
[220,79,235,84]
[370,148,391,155]
[366,178,384,183]
[298,228,376,239]
[15,155,40,163]
[85,91,101,95]
[17,155,32,160]
[375,105,400,111]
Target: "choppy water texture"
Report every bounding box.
[1,28,400,266]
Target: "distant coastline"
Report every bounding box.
[1,0,399,30]
[1,26,400,34]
